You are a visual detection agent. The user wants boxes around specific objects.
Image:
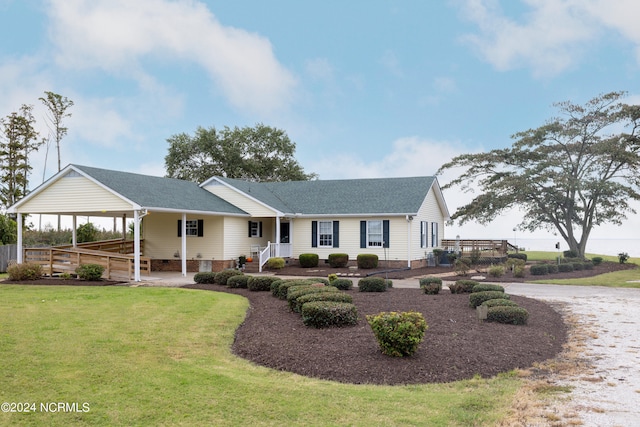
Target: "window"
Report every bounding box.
[420,221,428,248]
[248,221,262,238]
[367,220,383,247]
[431,222,438,247]
[318,221,333,247]
[177,219,204,237]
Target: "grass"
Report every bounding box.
[0,285,521,426]
[519,251,640,287]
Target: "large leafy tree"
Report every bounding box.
[0,104,41,208]
[165,124,316,183]
[437,91,640,258]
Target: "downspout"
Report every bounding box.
[17,213,23,264]
[181,213,187,277]
[406,215,413,268]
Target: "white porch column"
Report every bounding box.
[181,213,187,277]
[134,210,141,282]
[275,215,281,257]
[17,213,23,264]
[122,214,127,239]
[72,216,77,247]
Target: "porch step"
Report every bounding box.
[242,262,261,273]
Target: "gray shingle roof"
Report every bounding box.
[73,165,247,215]
[215,176,439,215]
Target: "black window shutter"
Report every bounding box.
[311,221,318,248]
[360,221,366,248]
[259,221,263,237]
[177,220,182,237]
[197,219,204,237]
[333,221,339,248]
[383,220,390,248]
[248,221,252,237]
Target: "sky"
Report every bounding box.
[1,0,639,251]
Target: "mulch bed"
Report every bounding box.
[184,283,567,385]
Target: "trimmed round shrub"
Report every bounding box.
[563,249,578,258]
[487,264,505,278]
[546,264,559,274]
[472,283,505,293]
[558,263,574,273]
[296,292,353,309]
[591,256,603,266]
[455,279,479,293]
[572,262,584,271]
[270,279,286,296]
[299,253,319,268]
[513,265,526,278]
[75,264,105,281]
[357,254,379,269]
[530,264,549,275]
[247,275,280,292]
[308,277,331,286]
[215,269,243,285]
[366,311,428,357]
[275,279,316,299]
[288,286,339,312]
[331,278,353,290]
[448,283,463,294]
[358,277,387,292]
[227,275,250,288]
[301,301,358,328]
[481,298,519,308]
[328,253,349,268]
[420,277,443,295]
[583,261,594,270]
[193,271,216,284]
[469,291,510,308]
[507,253,528,262]
[385,279,393,288]
[266,257,286,269]
[7,262,43,281]
[486,306,529,325]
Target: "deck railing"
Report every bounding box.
[258,242,292,272]
[24,246,151,280]
[440,239,516,258]
[55,238,143,254]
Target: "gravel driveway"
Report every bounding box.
[505,283,640,427]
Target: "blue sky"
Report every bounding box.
[1,0,639,247]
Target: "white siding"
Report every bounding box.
[203,185,277,217]
[410,187,447,261]
[19,175,132,213]
[143,212,224,260]
[222,217,274,259]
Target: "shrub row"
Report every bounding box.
[530,261,594,276]
[301,301,358,328]
[288,285,340,312]
[448,279,479,294]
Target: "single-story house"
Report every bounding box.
[8,164,450,281]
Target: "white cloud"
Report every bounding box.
[455,0,640,77]
[46,0,297,115]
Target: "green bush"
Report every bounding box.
[193,271,216,284]
[469,291,509,308]
[301,301,358,328]
[296,292,353,309]
[583,261,594,270]
[366,311,428,357]
[506,258,526,269]
[546,264,559,274]
[591,256,603,266]
[274,279,316,299]
[247,276,280,292]
[472,283,505,293]
[357,277,387,292]
[357,254,378,269]
[481,298,519,308]
[558,263,574,273]
[487,264,505,278]
[308,277,330,286]
[7,262,43,281]
[448,282,464,294]
[288,286,339,312]
[486,306,529,325]
[227,275,250,288]
[619,252,629,264]
[530,264,549,275]
[385,279,393,288]
[266,257,286,269]
[454,258,470,276]
[328,253,349,268]
[419,277,443,295]
[75,264,105,281]
[513,265,526,278]
[563,249,578,258]
[572,262,584,271]
[214,269,243,285]
[455,280,479,293]
[299,253,319,268]
[507,253,528,262]
[331,278,353,290]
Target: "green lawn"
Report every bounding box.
[0,285,520,426]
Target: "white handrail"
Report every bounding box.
[259,242,271,272]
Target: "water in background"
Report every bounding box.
[514,238,639,257]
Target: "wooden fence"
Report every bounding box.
[440,239,518,258]
[0,244,17,272]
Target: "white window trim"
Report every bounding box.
[318,220,333,248]
[249,221,260,238]
[367,220,383,248]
